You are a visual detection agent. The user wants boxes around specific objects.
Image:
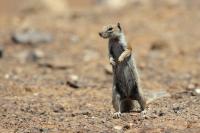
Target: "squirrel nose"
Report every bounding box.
[99,32,102,37]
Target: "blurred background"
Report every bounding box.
[0,0,200,132]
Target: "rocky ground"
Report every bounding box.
[0,0,200,132]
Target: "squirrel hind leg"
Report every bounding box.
[112,99,133,119]
[137,94,146,111]
[112,92,123,119]
[112,87,121,112]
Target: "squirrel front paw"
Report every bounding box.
[118,56,124,62]
[109,57,116,66]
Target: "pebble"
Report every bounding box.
[4,74,10,79]
[114,125,123,130]
[66,75,80,89]
[195,88,200,94]
[158,111,165,116]
[187,83,196,90]
[52,104,65,113]
[66,74,85,89]
[38,60,72,70]
[191,88,200,96]
[69,74,79,81]
[66,74,95,89]
[150,40,168,50]
[96,0,130,9]
[12,29,53,45]
[173,106,183,114]
[123,124,131,130]
[71,110,90,117]
[17,50,44,63]
[29,127,49,133]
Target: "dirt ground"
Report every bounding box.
[0,0,200,132]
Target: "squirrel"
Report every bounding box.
[99,23,146,118]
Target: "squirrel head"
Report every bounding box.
[99,22,122,39]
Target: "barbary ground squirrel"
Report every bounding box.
[99,23,146,118]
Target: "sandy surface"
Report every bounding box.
[0,0,199,132]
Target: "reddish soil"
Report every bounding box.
[0,0,199,132]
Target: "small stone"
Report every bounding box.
[4,73,18,80]
[52,104,65,113]
[114,125,123,130]
[191,88,200,96]
[141,110,150,119]
[66,75,95,89]
[129,123,134,126]
[158,111,165,116]
[150,114,159,119]
[66,74,80,89]
[24,87,33,92]
[17,50,44,63]
[123,124,130,130]
[173,106,183,114]
[4,74,10,79]
[81,111,90,116]
[66,80,80,89]
[71,110,90,116]
[195,88,200,94]
[34,50,45,58]
[69,74,79,81]
[96,0,130,9]
[187,83,196,90]
[150,40,168,50]
[33,93,39,96]
[30,127,49,133]
[38,60,72,70]
[12,29,53,45]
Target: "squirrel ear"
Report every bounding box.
[117,22,122,31]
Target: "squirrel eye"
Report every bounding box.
[108,27,113,31]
